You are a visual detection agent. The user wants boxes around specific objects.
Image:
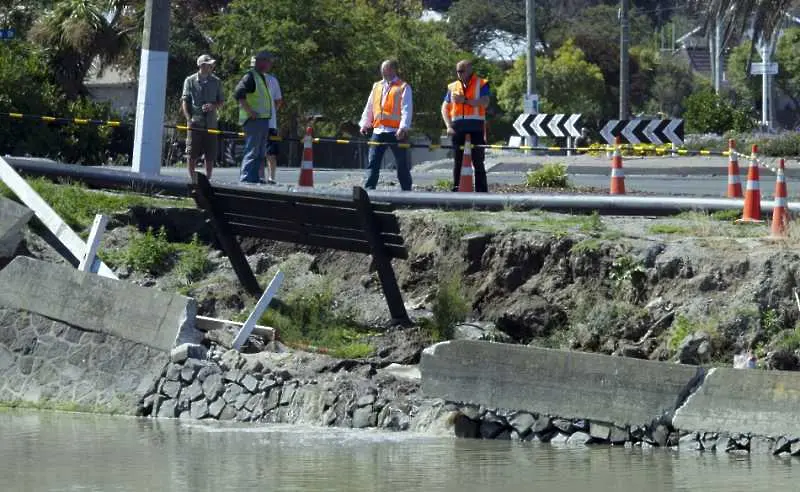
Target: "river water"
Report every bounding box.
[0,410,796,492]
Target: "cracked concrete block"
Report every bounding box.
[0,196,33,258]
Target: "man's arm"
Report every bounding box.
[469,82,490,108]
[234,72,257,118]
[397,84,413,140]
[359,88,374,135]
[441,90,455,135]
[213,79,224,110]
[271,77,283,110]
[181,77,193,120]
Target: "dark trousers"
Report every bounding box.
[364,131,412,191]
[452,130,487,192]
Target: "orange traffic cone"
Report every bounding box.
[738,144,763,223]
[298,127,314,187]
[610,136,625,195]
[727,139,742,198]
[771,158,789,237]
[458,134,474,192]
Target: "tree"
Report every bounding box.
[28,0,131,99]
[683,88,755,134]
[691,0,795,48]
[644,56,697,117]
[209,0,463,137]
[497,40,605,124]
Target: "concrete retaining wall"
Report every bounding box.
[0,256,197,352]
[0,307,168,412]
[421,340,702,428]
[673,367,800,437]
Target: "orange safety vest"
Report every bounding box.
[371,79,407,129]
[447,74,487,122]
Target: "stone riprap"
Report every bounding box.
[139,347,449,432]
[444,402,790,456]
[673,367,800,438]
[0,197,33,258]
[0,307,168,412]
[421,340,703,428]
[0,256,199,352]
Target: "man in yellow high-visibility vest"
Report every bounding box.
[234,51,273,183]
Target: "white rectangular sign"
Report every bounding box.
[750,62,778,75]
[523,94,539,114]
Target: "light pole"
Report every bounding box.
[526,0,537,148]
[131,0,170,176]
[619,0,630,119]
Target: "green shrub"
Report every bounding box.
[525,163,570,188]
[124,227,175,275]
[433,178,453,191]
[425,272,470,341]
[683,89,756,134]
[174,234,212,283]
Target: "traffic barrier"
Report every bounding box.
[771,158,789,237]
[298,127,314,187]
[458,134,475,193]
[0,111,740,155]
[738,145,763,223]
[727,139,742,198]
[610,137,625,195]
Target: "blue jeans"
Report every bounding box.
[364,132,412,191]
[240,118,271,183]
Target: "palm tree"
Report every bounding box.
[29,0,131,99]
[693,0,798,43]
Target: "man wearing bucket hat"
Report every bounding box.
[181,54,224,182]
[234,50,275,183]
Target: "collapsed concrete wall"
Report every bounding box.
[0,256,198,352]
[0,256,200,412]
[0,197,32,259]
[0,307,168,412]
[421,340,800,451]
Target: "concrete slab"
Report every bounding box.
[0,196,33,257]
[673,367,800,437]
[421,340,701,428]
[0,256,196,352]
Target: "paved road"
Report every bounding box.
[149,166,796,198]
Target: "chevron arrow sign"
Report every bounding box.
[513,113,582,138]
[600,119,684,145]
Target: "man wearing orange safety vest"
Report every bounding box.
[441,60,491,192]
[359,59,413,191]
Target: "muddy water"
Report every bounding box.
[0,410,795,492]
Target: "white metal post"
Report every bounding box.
[232,270,285,351]
[78,214,108,273]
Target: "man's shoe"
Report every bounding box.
[258,179,267,184]
[267,179,277,185]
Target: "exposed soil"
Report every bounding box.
[13,202,800,373]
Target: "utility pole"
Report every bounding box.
[131,0,170,176]
[525,0,537,148]
[713,12,723,93]
[619,0,630,119]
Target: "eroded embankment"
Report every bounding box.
[4,198,800,453]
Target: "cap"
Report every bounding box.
[197,54,216,66]
[253,50,275,61]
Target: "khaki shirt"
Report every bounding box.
[181,73,223,128]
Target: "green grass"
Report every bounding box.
[711,209,741,221]
[258,277,376,359]
[173,234,212,283]
[668,315,720,352]
[420,271,470,341]
[0,398,127,415]
[649,224,691,235]
[525,163,571,189]
[433,178,453,191]
[0,177,191,231]
[571,238,603,254]
[773,328,800,351]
